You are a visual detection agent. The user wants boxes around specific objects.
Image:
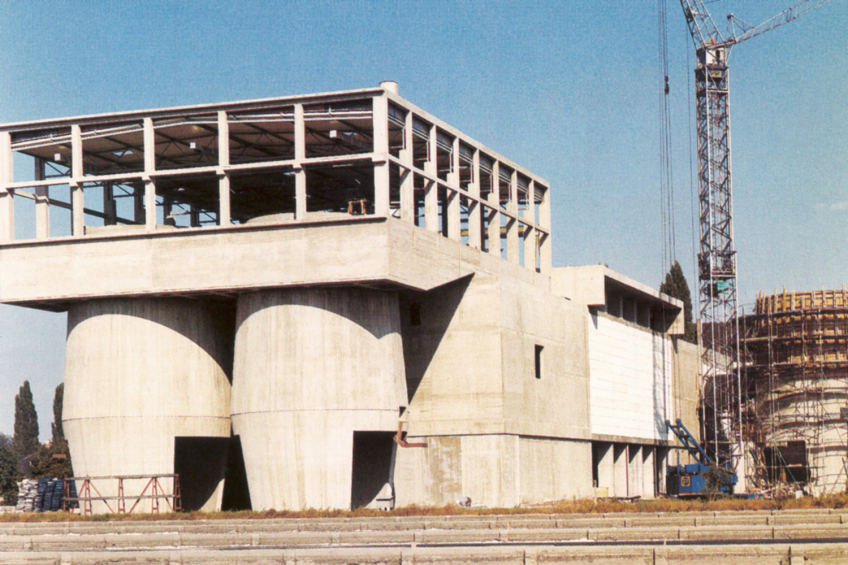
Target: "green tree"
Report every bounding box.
[0,434,20,506]
[51,383,64,444]
[30,440,72,479]
[660,260,697,344]
[13,381,39,458]
[32,383,73,479]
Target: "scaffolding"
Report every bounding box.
[741,288,848,495]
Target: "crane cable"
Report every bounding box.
[658,0,682,441]
[658,0,676,274]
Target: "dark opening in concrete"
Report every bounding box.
[350,431,395,510]
[174,436,229,512]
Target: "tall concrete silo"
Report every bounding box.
[232,288,407,510]
[64,298,233,512]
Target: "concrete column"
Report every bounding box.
[424,180,438,233]
[144,180,157,230]
[35,186,50,237]
[523,225,536,270]
[447,137,459,185]
[539,186,552,273]
[656,447,668,494]
[642,447,656,499]
[424,125,438,233]
[521,179,531,222]
[374,161,389,217]
[508,169,518,215]
[133,184,144,224]
[0,132,12,242]
[143,118,156,230]
[628,445,642,498]
[487,162,500,256]
[294,103,305,162]
[467,149,481,249]
[218,174,230,226]
[217,111,231,226]
[487,209,500,256]
[372,96,390,217]
[506,219,518,264]
[613,444,628,497]
[143,117,155,171]
[35,158,50,239]
[445,137,460,241]
[64,298,232,514]
[71,124,84,236]
[102,182,116,227]
[232,287,408,510]
[294,104,307,220]
[447,190,460,241]
[506,170,519,263]
[399,110,414,223]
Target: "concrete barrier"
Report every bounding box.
[3,509,848,563]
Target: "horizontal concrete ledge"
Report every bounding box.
[2,543,848,565]
[3,524,848,550]
[2,509,848,536]
[0,216,544,311]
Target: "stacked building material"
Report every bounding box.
[15,478,68,512]
[15,479,37,512]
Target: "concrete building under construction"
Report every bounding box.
[742,289,848,495]
[0,83,699,512]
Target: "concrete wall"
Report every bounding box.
[399,275,588,440]
[393,272,592,507]
[394,435,591,507]
[63,298,232,513]
[231,288,407,510]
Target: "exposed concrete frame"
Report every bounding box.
[0,85,552,272]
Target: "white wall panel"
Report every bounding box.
[588,314,672,441]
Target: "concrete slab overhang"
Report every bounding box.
[551,265,685,335]
[0,217,493,311]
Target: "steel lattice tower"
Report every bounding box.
[679,0,832,482]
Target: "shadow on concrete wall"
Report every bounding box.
[399,275,472,403]
[221,434,251,511]
[66,297,237,383]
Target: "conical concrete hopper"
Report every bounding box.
[64,298,232,514]
[232,287,407,510]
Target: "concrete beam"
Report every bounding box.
[0,218,502,307]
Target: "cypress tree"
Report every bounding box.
[51,383,64,444]
[660,260,697,344]
[13,380,39,458]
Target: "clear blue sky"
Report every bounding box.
[0,1,845,438]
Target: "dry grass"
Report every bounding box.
[1,494,847,523]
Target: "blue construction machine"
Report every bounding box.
[666,419,737,496]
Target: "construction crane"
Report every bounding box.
[677,0,833,488]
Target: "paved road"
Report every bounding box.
[2,508,848,563]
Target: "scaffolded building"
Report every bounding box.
[0,83,699,512]
[742,289,848,495]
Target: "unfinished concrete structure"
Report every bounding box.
[741,289,848,495]
[0,84,698,511]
